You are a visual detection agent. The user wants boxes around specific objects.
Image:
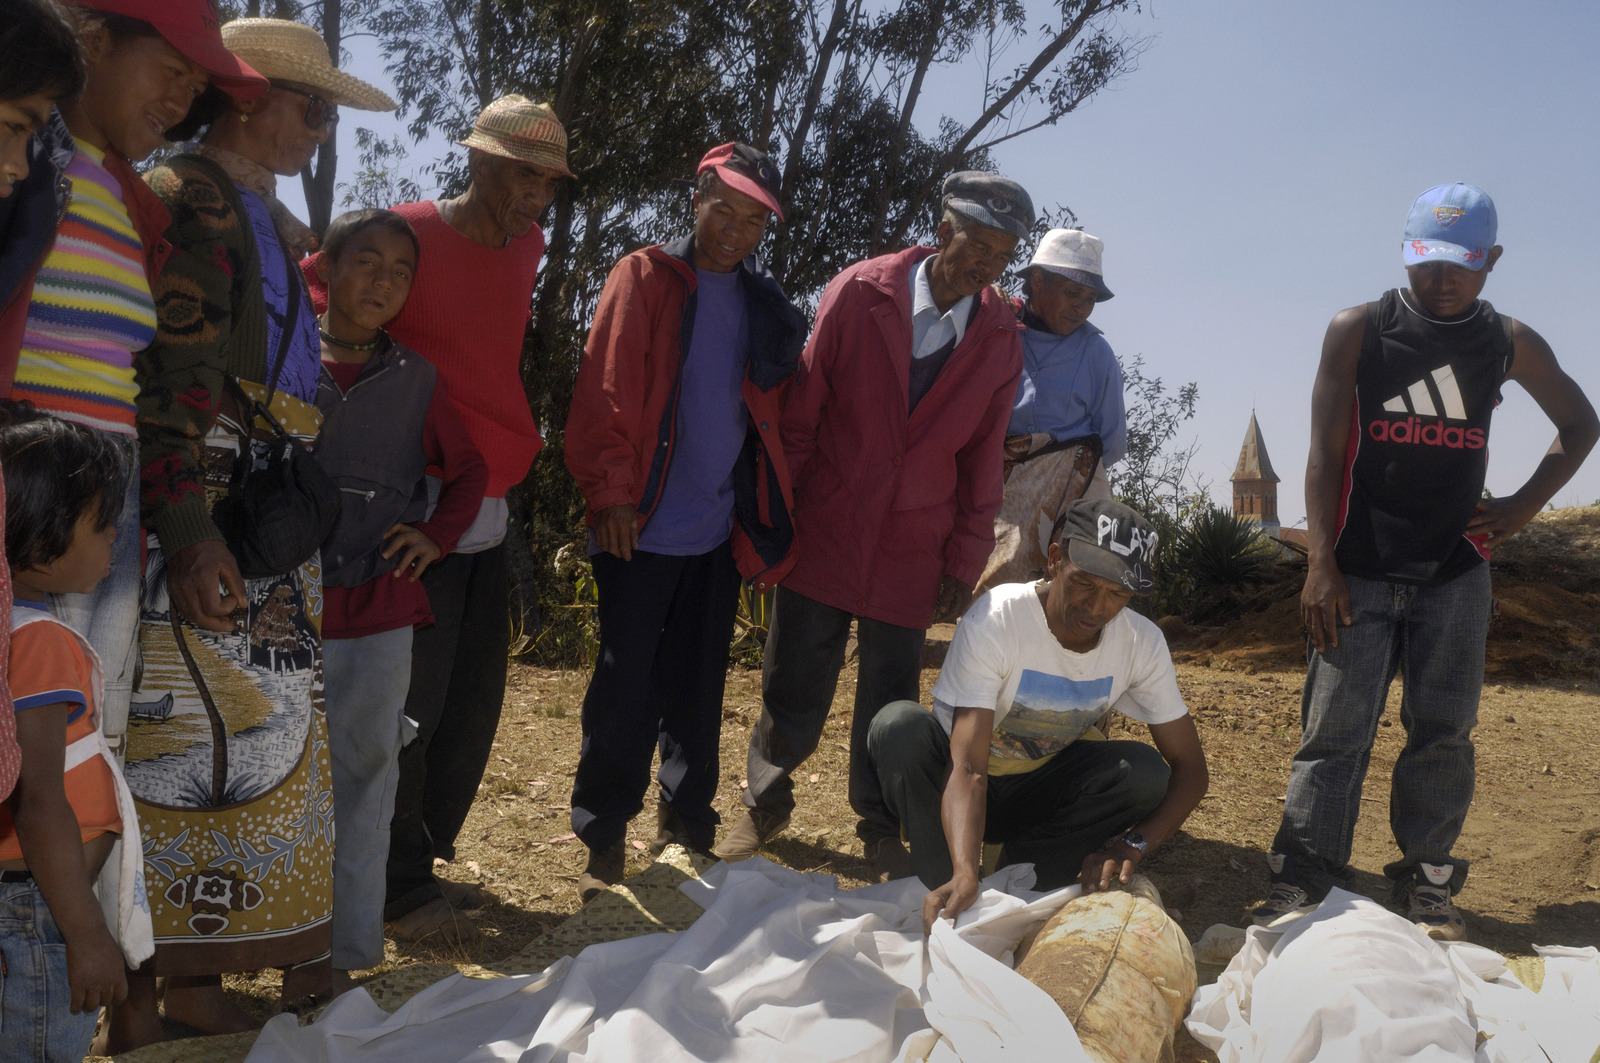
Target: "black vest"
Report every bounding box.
[313,340,436,588]
[1335,288,1512,585]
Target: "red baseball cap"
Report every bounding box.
[68,0,268,100]
[697,143,785,222]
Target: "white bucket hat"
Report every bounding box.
[1027,229,1114,301]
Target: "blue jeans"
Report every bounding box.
[1270,564,1490,900]
[323,626,413,970]
[52,435,141,760]
[0,881,100,1063]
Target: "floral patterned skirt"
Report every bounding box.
[123,385,333,975]
[975,433,1103,597]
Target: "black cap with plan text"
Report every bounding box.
[1058,498,1159,595]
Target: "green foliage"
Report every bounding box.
[731,585,776,668]
[522,543,599,668]
[1111,353,1201,523]
[1164,505,1280,624]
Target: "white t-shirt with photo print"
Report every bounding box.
[931,581,1188,776]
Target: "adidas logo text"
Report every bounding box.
[1368,416,1484,449]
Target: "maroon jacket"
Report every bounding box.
[564,236,807,590]
[782,246,1024,629]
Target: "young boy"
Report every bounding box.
[0,405,152,1061]
[311,210,487,980]
[1253,184,1599,940]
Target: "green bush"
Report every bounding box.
[1170,505,1279,623]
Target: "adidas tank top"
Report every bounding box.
[1333,288,1513,585]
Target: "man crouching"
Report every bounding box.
[864,498,1208,930]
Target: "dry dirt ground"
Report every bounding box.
[210,509,1600,1056]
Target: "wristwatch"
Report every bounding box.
[1118,831,1149,856]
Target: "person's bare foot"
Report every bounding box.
[330,968,359,999]
[161,974,263,1034]
[94,973,165,1055]
[280,957,334,1012]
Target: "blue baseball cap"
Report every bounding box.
[1402,184,1497,271]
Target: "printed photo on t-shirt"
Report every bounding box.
[991,669,1112,762]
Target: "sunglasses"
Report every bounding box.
[270,82,339,131]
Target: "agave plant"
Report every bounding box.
[1172,506,1279,622]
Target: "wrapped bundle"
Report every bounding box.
[1014,876,1197,1063]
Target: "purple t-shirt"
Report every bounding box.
[635,268,749,555]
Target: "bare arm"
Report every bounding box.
[1466,320,1599,540]
[1079,713,1209,891]
[922,705,993,933]
[10,704,128,1012]
[1301,307,1364,652]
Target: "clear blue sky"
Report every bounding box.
[287,1,1600,527]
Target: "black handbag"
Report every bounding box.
[211,266,341,580]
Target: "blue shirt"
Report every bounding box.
[1007,320,1126,465]
[635,268,750,555]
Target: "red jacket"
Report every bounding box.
[564,236,807,589]
[782,246,1023,629]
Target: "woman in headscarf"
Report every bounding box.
[109,19,393,1051]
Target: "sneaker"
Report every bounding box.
[1248,883,1316,926]
[1407,883,1466,941]
[577,841,625,903]
[712,808,789,862]
[862,835,914,882]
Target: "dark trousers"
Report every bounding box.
[869,701,1170,890]
[384,543,511,919]
[744,586,924,840]
[570,543,742,853]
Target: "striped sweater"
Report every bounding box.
[13,138,155,434]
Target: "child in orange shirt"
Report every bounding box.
[0,404,151,1061]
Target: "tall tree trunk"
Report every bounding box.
[299,0,342,235]
[867,0,945,256]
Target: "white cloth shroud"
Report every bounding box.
[245,858,1091,1062]
[1185,887,1600,1063]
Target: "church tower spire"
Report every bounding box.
[1230,411,1281,537]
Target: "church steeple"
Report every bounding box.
[1230,412,1280,536]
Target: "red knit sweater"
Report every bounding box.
[304,200,544,496]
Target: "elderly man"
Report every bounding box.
[359,96,570,941]
[564,144,805,901]
[716,172,1032,878]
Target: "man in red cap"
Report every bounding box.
[563,142,806,900]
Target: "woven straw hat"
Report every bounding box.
[459,95,572,177]
[221,19,396,112]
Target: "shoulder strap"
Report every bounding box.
[9,608,50,635]
[1498,311,1516,384]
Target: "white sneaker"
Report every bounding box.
[1248,882,1316,926]
[1407,884,1466,941]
